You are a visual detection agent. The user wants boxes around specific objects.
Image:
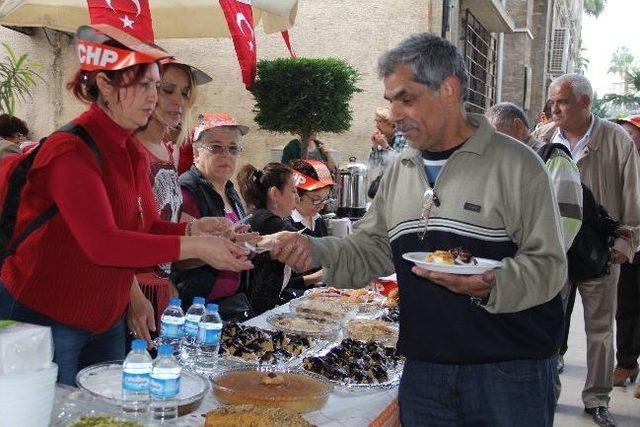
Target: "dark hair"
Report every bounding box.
[0,114,28,138]
[543,99,552,117]
[289,159,319,197]
[66,38,155,104]
[378,33,468,101]
[237,162,292,210]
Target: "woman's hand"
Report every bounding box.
[193,235,253,272]
[127,279,156,348]
[191,217,234,236]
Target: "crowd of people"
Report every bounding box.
[0,21,639,427]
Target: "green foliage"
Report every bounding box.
[584,0,607,17]
[0,43,43,116]
[608,46,634,76]
[250,57,361,141]
[591,93,609,118]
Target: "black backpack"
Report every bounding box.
[537,143,618,281]
[0,123,103,271]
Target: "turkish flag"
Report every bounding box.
[219,0,256,90]
[87,0,155,43]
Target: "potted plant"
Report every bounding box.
[0,43,43,115]
[250,57,361,165]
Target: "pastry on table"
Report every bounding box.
[346,319,399,347]
[204,404,311,427]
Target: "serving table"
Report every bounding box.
[53,300,400,427]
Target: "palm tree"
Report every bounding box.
[608,46,634,93]
[584,0,607,17]
[0,43,43,116]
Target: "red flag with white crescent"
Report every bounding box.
[86,0,155,43]
[219,0,257,90]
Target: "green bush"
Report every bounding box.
[251,57,361,141]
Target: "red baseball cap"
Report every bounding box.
[193,112,249,140]
[615,115,640,130]
[293,160,334,191]
[75,24,171,72]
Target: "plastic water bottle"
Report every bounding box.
[181,296,206,362]
[122,339,152,414]
[159,296,185,352]
[150,344,181,421]
[196,303,222,372]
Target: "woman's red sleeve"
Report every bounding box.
[47,150,182,268]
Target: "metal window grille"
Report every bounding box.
[461,10,497,114]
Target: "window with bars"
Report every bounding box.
[460,10,497,114]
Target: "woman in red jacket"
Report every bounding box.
[0,24,252,385]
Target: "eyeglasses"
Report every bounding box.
[303,194,335,206]
[420,187,435,240]
[199,144,242,156]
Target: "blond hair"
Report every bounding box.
[375,107,391,121]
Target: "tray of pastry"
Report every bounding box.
[299,338,403,393]
[289,295,358,323]
[304,287,385,316]
[345,319,398,347]
[217,322,328,368]
[267,312,342,340]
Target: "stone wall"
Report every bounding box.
[0,0,431,170]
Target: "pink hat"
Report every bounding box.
[193,112,249,141]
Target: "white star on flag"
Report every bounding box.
[120,15,135,29]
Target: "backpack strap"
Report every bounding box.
[537,142,572,163]
[0,123,103,267]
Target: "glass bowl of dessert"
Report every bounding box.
[211,367,332,413]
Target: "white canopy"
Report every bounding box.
[0,0,298,38]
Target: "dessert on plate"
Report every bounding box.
[205,404,311,427]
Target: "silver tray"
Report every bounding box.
[289,296,358,323]
[295,341,404,394]
[75,361,209,416]
[215,324,333,369]
[266,312,342,340]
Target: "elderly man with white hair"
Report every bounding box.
[535,73,640,427]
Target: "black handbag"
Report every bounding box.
[215,292,254,322]
[367,173,383,199]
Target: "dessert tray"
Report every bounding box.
[211,366,331,413]
[216,323,327,368]
[299,338,403,393]
[267,312,342,340]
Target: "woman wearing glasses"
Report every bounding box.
[173,113,255,320]
[286,159,335,286]
[237,162,309,315]
[134,59,212,332]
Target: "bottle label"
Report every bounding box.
[161,320,184,339]
[150,376,180,398]
[184,319,199,337]
[197,325,221,345]
[123,372,150,392]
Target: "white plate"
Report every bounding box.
[402,252,503,275]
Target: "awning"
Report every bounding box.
[0,0,298,38]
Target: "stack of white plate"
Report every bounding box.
[0,363,58,427]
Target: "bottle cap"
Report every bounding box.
[131,339,146,351]
[206,303,219,312]
[169,296,181,307]
[193,296,205,306]
[158,344,173,356]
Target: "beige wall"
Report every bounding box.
[0,0,431,169]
